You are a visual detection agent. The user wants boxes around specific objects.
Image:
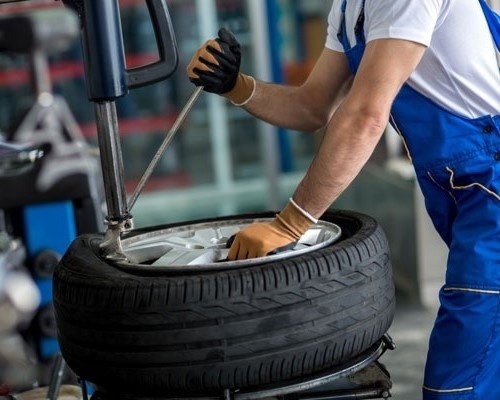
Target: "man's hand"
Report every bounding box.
[187,28,255,105]
[227,200,317,260]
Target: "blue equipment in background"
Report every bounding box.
[0,8,105,380]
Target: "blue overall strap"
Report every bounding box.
[336,0,366,49]
[479,0,500,50]
[353,0,366,42]
[337,0,349,48]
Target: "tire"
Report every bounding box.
[53,210,395,396]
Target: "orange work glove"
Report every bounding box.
[227,199,317,260]
[186,28,255,105]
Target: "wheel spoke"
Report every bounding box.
[151,248,222,266]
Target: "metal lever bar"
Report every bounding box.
[95,101,129,223]
[127,86,203,211]
[46,353,66,400]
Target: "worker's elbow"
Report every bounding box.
[361,112,387,138]
[342,103,388,140]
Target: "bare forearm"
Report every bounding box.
[241,81,329,132]
[239,49,353,133]
[292,104,387,218]
[291,39,426,218]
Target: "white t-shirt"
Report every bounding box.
[325,0,500,119]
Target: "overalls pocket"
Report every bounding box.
[442,150,500,203]
[425,148,500,289]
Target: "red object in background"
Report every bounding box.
[0,383,10,396]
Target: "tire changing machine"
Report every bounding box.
[53,0,396,398]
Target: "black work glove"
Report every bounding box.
[187,28,254,105]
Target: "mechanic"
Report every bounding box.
[187,0,500,398]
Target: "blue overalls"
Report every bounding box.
[337,1,500,399]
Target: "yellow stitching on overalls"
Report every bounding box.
[446,166,500,201]
[423,386,474,393]
[427,171,457,204]
[388,114,412,163]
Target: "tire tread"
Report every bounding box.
[54,210,395,395]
